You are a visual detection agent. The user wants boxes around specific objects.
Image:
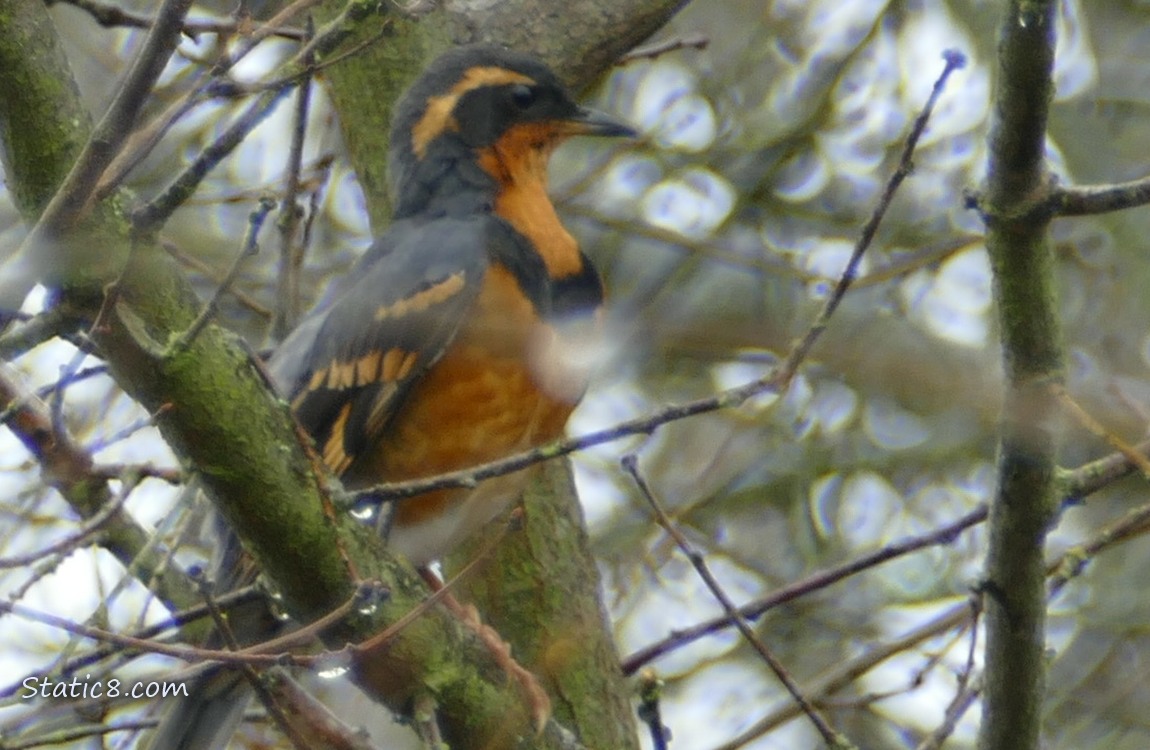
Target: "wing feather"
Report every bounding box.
[269,214,493,476]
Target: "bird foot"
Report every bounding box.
[420,569,551,732]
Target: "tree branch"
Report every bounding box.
[1046,176,1150,216]
[976,2,1063,749]
[0,0,193,309]
[0,362,199,611]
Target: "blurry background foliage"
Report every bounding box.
[3,0,1150,748]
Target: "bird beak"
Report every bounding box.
[567,106,639,138]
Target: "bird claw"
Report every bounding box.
[440,590,552,732]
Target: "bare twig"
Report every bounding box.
[1046,176,1150,216]
[1052,384,1150,477]
[0,581,378,670]
[0,585,264,700]
[637,668,670,750]
[1,719,159,750]
[162,240,273,318]
[0,474,137,569]
[1047,497,1150,598]
[95,0,327,202]
[710,602,974,750]
[622,455,847,748]
[193,573,315,750]
[624,423,1150,678]
[131,2,359,233]
[169,197,276,354]
[86,403,172,453]
[0,305,77,361]
[263,671,383,750]
[273,19,316,341]
[621,503,987,675]
[132,90,293,232]
[619,33,709,64]
[914,675,983,750]
[0,363,198,611]
[90,462,184,483]
[51,0,307,39]
[774,48,966,385]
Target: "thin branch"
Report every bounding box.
[225,0,325,69]
[262,671,384,750]
[0,581,377,670]
[236,17,395,96]
[709,602,975,750]
[622,455,847,748]
[130,2,358,233]
[169,197,275,354]
[1,719,158,750]
[132,89,293,232]
[694,485,1145,750]
[625,424,1150,678]
[1046,176,1150,216]
[1047,495,1150,599]
[621,503,987,675]
[91,462,184,483]
[273,19,316,341]
[162,240,273,318]
[93,0,327,202]
[619,33,709,64]
[49,0,194,225]
[1060,438,1150,497]
[0,473,136,569]
[775,48,966,382]
[85,403,171,453]
[914,675,983,750]
[636,668,670,750]
[1052,384,1150,477]
[0,585,264,701]
[194,575,315,750]
[88,0,325,200]
[0,305,77,361]
[0,362,198,611]
[52,0,308,40]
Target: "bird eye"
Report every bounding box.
[510,84,536,108]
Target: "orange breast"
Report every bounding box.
[349,263,596,562]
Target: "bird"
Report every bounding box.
[148,43,635,749]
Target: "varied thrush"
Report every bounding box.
[150,43,635,749]
[273,44,634,564]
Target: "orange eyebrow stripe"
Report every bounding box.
[410,66,535,158]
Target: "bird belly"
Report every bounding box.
[356,343,578,565]
[343,261,600,564]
